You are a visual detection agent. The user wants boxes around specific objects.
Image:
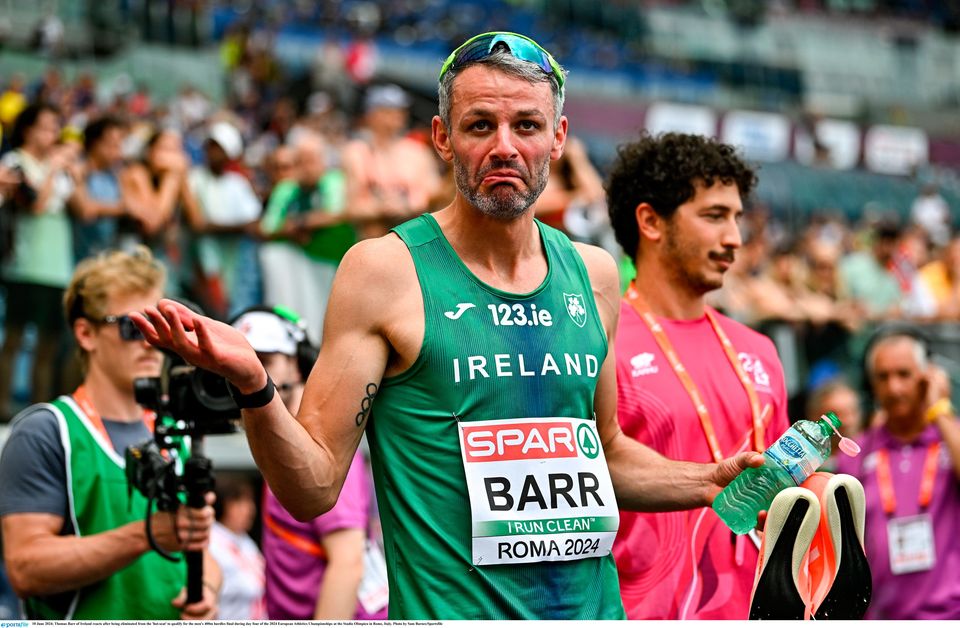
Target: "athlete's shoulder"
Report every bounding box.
[339,231,415,284]
[332,232,419,327]
[572,242,619,290]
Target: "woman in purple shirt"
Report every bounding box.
[262,452,387,620]
[231,307,388,620]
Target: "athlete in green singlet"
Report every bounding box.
[132,32,764,620]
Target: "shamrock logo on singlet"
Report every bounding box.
[563,293,587,328]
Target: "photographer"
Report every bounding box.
[0,247,219,620]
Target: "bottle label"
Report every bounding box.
[765,427,825,485]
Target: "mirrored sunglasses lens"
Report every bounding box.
[498,36,552,73]
[118,316,145,341]
[451,36,498,66]
[442,33,561,87]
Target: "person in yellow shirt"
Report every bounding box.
[0,75,28,133]
[906,235,960,321]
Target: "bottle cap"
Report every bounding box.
[823,411,842,429]
[821,413,860,457]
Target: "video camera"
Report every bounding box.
[133,354,240,440]
[125,350,240,603]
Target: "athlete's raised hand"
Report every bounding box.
[130,298,266,392]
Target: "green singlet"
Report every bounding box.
[367,214,625,619]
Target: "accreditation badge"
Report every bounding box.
[458,417,619,566]
[887,513,936,575]
[357,540,389,614]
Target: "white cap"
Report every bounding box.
[206,120,243,160]
[232,310,299,356]
[364,84,410,112]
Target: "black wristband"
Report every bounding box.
[228,374,276,409]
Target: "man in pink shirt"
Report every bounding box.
[605,133,790,619]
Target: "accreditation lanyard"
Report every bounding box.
[263,510,327,559]
[875,443,941,516]
[73,385,155,451]
[625,282,765,463]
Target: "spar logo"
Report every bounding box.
[577,423,599,459]
[778,436,804,459]
[463,421,587,462]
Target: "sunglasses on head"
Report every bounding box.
[94,314,145,342]
[439,31,564,89]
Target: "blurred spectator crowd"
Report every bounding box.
[0,19,956,429]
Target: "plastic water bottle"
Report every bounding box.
[713,412,844,535]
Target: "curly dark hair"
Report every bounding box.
[606,132,757,260]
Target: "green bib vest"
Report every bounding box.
[24,396,185,620]
[367,214,624,619]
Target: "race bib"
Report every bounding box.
[888,514,936,575]
[458,417,619,566]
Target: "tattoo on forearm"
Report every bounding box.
[355,383,378,427]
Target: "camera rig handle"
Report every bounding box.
[183,437,215,604]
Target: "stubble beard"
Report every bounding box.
[454,155,550,221]
[663,222,725,295]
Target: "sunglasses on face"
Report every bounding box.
[94,314,145,341]
[438,31,565,89]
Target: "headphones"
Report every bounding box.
[229,305,319,382]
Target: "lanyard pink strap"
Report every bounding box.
[263,511,327,559]
[624,282,766,462]
[876,443,940,516]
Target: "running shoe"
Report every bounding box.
[801,472,872,620]
[748,486,821,620]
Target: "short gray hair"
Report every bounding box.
[437,48,566,132]
[866,333,928,379]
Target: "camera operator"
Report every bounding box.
[0,247,220,620]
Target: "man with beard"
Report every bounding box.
[129,34,763,620]
[605,132,790,619]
